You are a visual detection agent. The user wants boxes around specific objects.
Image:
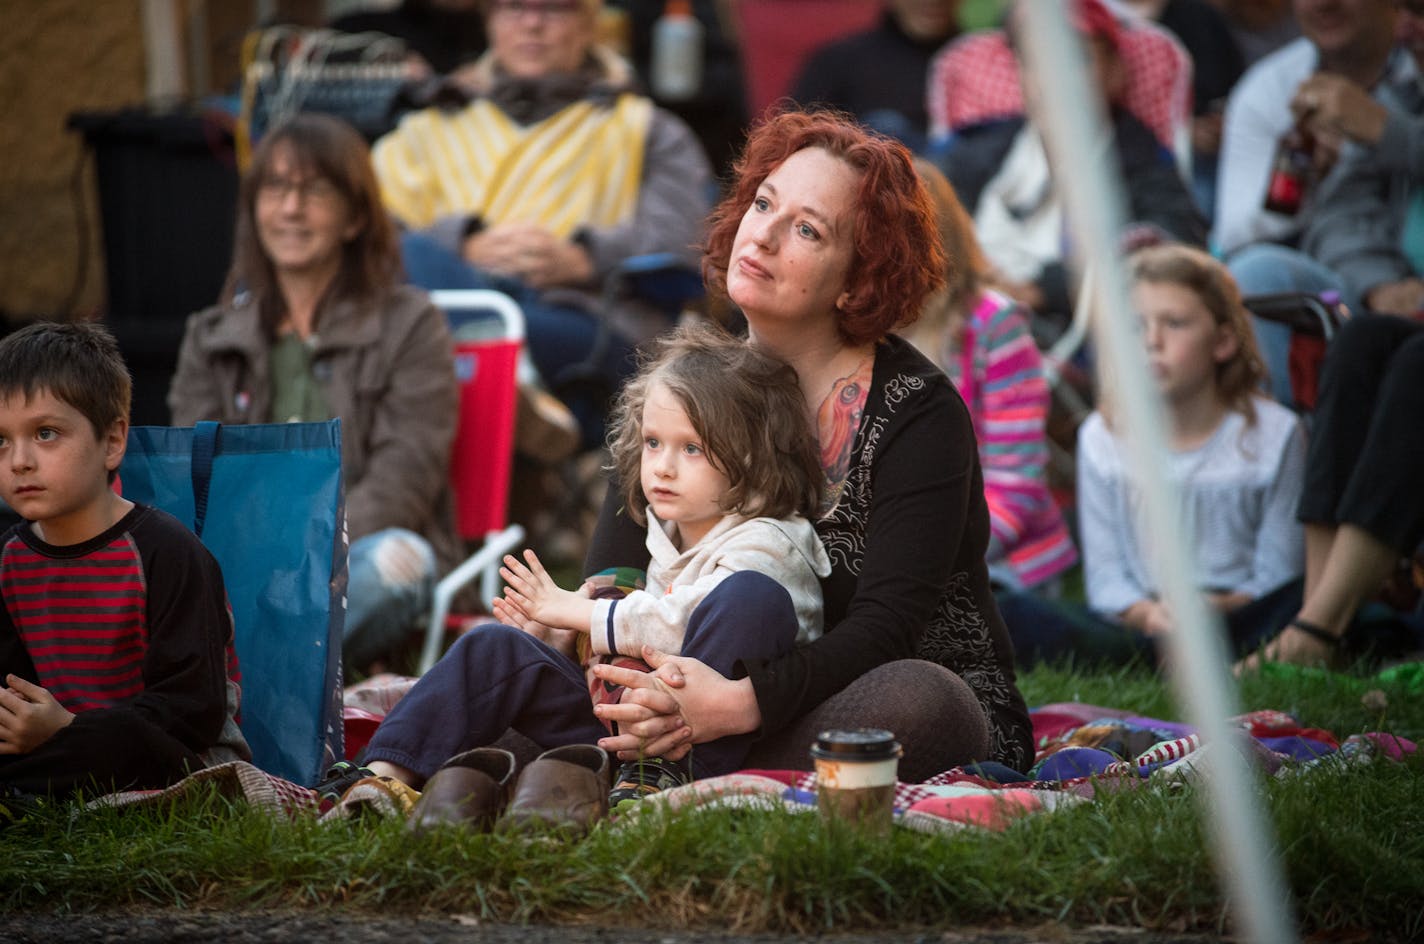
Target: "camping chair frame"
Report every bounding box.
[1243,291,1346,414]
[419,289,529,675]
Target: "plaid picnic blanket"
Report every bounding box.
[85,700,1416,836]
[86,758,322,819]
[621,702,1416,835]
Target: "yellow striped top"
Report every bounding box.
[373,94,653,235]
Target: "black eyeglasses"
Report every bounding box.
[258,176,341,205]
[489,0,584,17]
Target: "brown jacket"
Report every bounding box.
[168,284,462,571]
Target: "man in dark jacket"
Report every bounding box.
[792,0,962,151]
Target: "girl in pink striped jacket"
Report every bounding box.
[904,160,1078,592]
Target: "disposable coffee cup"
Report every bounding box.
[810,728,901,832]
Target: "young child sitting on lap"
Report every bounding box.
[493,321,832,804]
[357,323,829,811]
[0,322,248,804]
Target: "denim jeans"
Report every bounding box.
[344,527,436,672]
[1226,243,1349,406]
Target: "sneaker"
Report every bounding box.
[314,760,375,811]
[323,776,423,822]
[608,757,689,812]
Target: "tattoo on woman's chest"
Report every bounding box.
[817,357,873,500]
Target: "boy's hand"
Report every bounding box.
[0,675,74,754]
[499,549,594,633]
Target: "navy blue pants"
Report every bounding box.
[363,571,799,781]
[997,578,1305,667]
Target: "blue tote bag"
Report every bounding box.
[119,420,346,786]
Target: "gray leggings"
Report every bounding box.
[489,659,993,784]
[743,660,991,783]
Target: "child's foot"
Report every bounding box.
[314,760,375,811]
[608,757,690,812]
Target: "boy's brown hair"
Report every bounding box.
[607,322,823,528]
[0,321,131,482]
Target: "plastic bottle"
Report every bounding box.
[651,0,703,103]
[1263,122,1315,216]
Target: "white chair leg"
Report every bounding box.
[419,524,526,675]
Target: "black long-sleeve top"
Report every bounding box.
[790,11,959,139]
[0,504,244,759]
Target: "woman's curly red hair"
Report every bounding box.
[702,108,946,346]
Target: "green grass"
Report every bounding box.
[3,661,1422,939]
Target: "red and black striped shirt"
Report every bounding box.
[0,504,241,756]
[2,534,148,711]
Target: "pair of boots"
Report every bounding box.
[320,747,692,833]
[411,743,609,836]
[411,747,694,832]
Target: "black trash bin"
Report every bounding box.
[68,108,239,425]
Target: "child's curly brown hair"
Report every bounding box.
[607,321,823,528]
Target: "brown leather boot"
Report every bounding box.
[499,743,610,837]
[407,747,518,834]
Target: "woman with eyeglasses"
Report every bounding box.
[169,113,459,677]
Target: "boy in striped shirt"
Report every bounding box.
[0,322,247,804]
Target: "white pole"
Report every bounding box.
[1014,5,1298,942]
[186,0,211,100]
[141,0,188,108]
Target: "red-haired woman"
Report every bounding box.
[588,110,1034,779]
[169,114,459,676]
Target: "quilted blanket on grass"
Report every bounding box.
[627,701,1415,835]
[87,700,1416,835]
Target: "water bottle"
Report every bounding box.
[651,0,703,103]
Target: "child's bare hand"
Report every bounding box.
[494,593,555,639]
[1121,599,1174,638]
[499,549,591,632]
[493,595,581,659]
[492,593,532,630]
[0,675,74,754]
[1138,601,1174,638]
[500,549,555,605]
